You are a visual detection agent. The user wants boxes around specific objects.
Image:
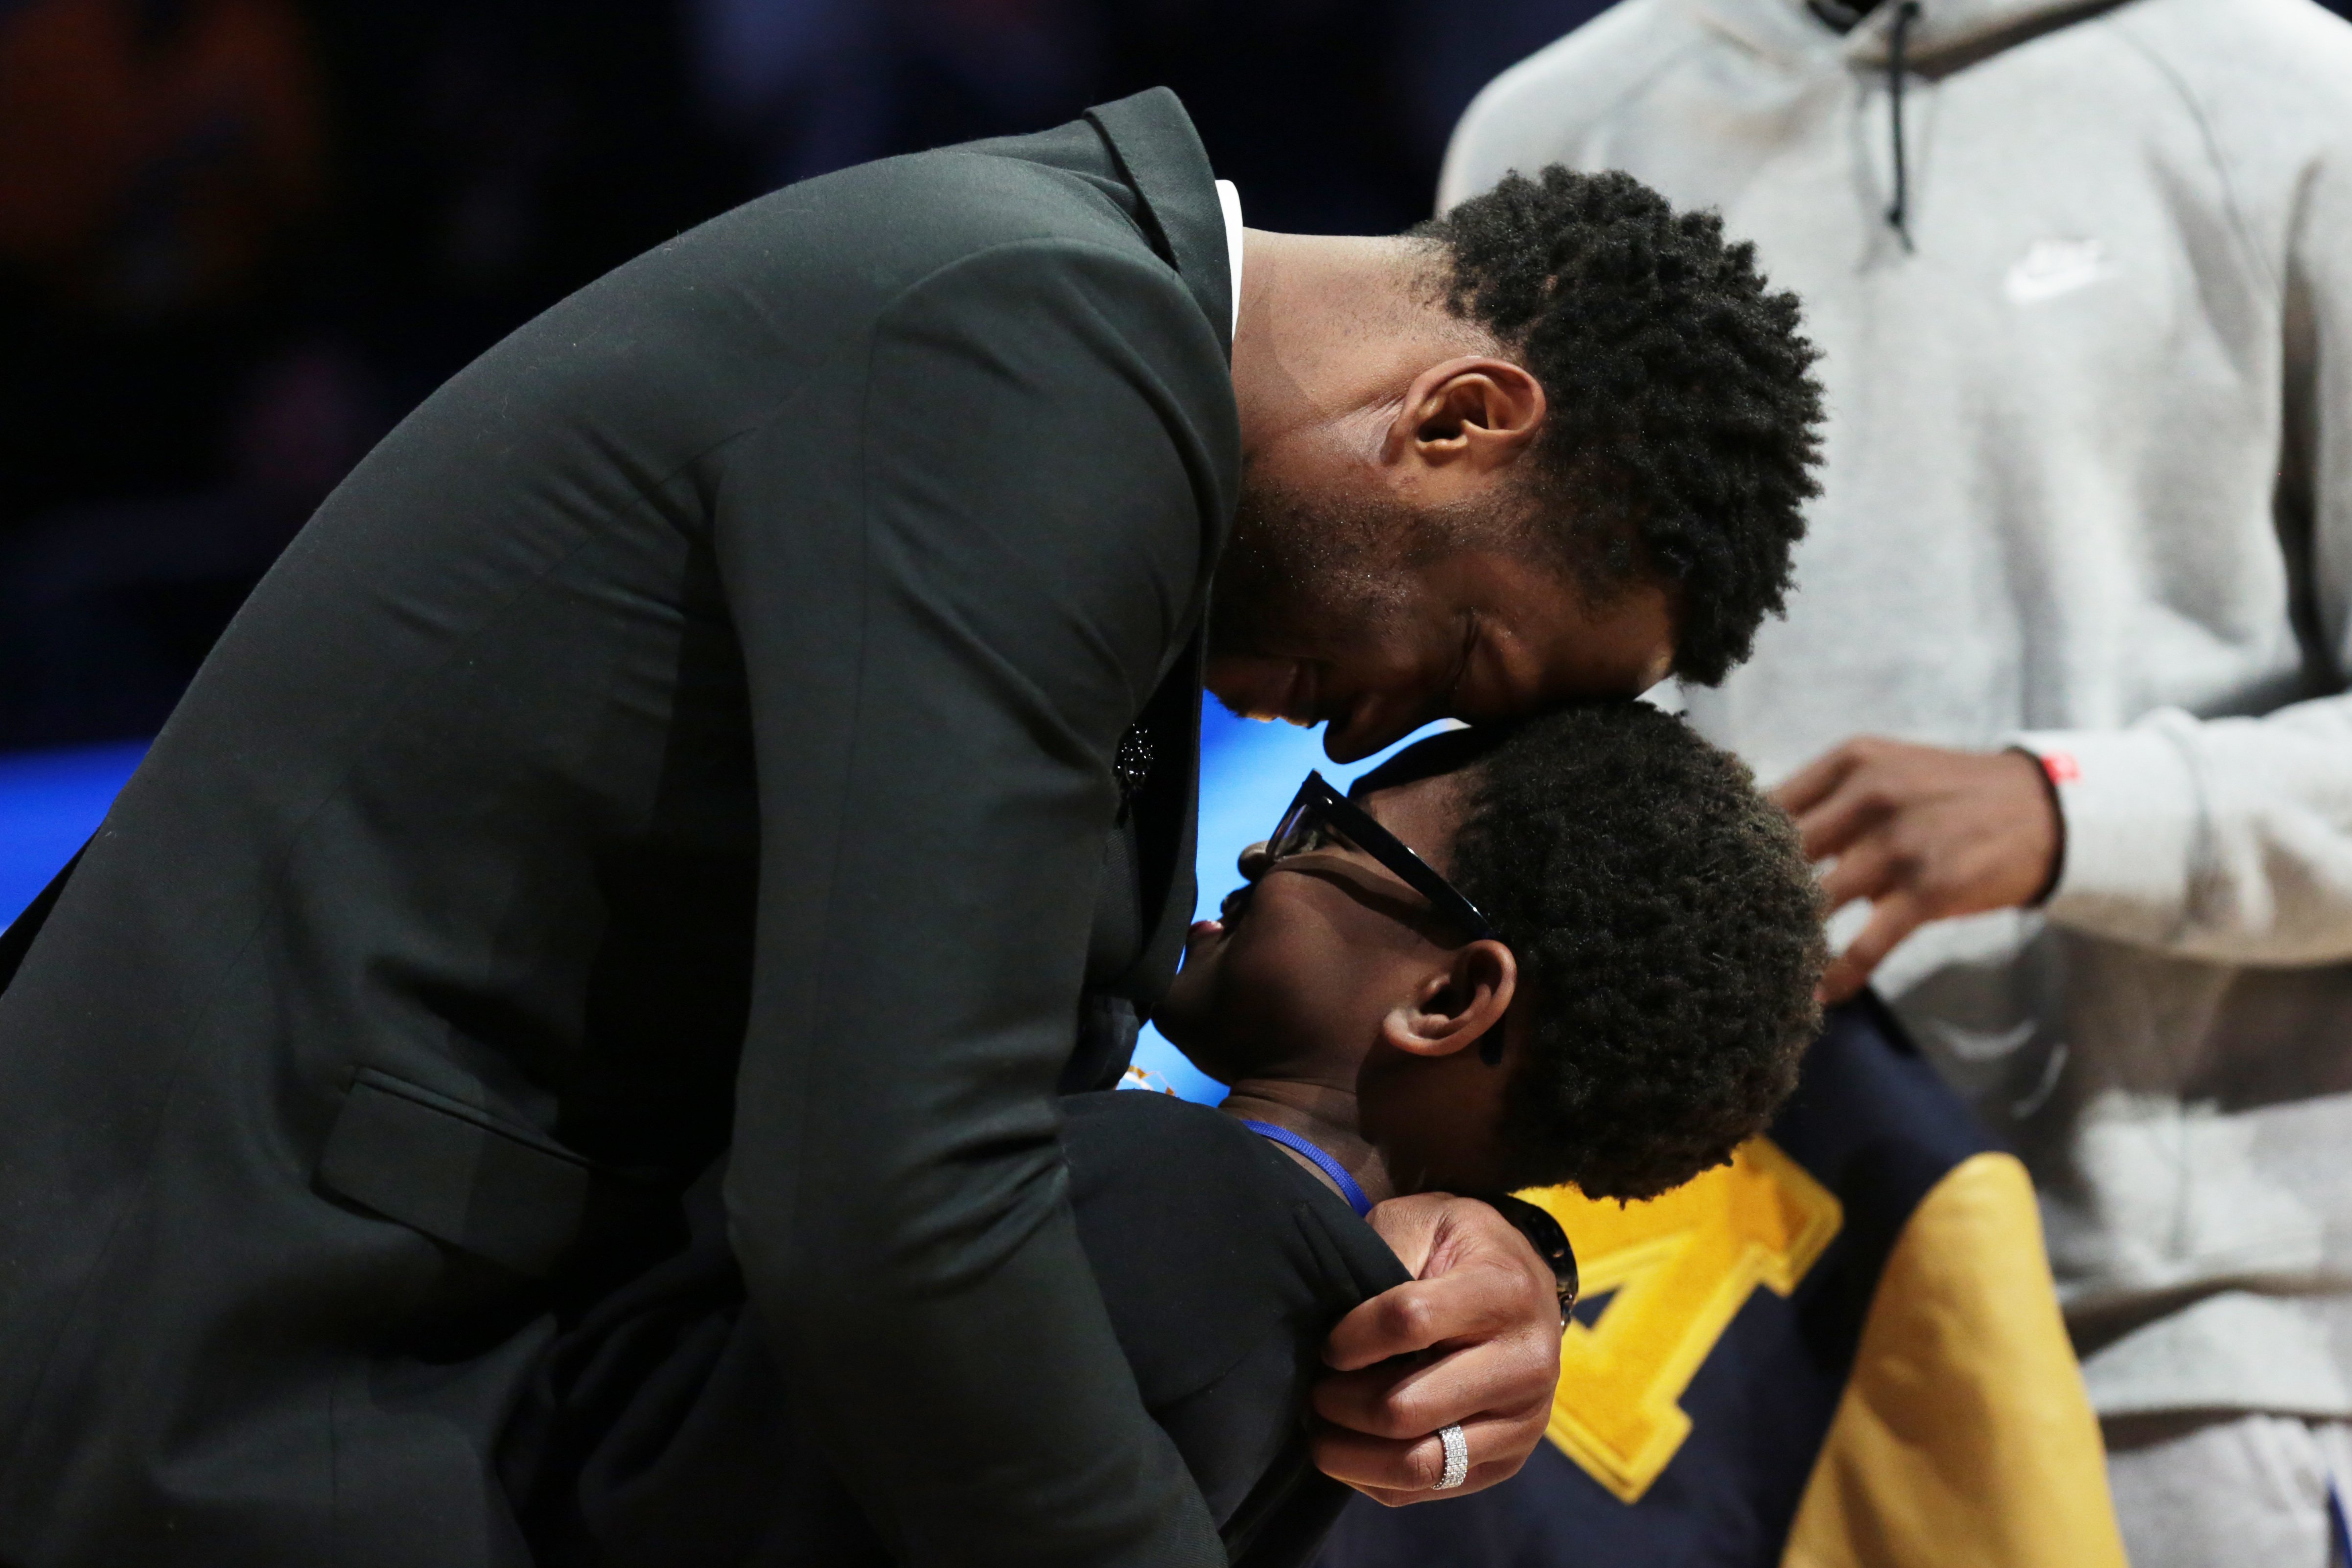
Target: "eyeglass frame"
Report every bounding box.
[1264,771,1507,1063]
[1266,769,1501,940]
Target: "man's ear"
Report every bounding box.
[1381,939,1517,1061]
[1387,357,1546,475]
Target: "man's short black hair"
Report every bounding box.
[1419,167,1825,686]
[1396,704,1825,1200]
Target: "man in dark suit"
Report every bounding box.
[0,91,1823,1566]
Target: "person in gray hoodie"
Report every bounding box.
[1441,0,2352,1564]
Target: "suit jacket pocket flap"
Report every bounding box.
[317,1067,592,1277]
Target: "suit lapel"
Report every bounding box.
[1120,632,1204,1020]
[1075,88,1225,1037]
[1084,89,1233,360]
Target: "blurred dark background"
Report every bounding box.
[0,0,1624,749]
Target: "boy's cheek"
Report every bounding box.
[1155,958,1214,1042]
[1159,937,1252,1043]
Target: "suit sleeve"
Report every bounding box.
[712,236,1234,1568]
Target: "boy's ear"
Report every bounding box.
[1381,940,1517,1061]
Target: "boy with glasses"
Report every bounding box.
[508,703,1825,1567]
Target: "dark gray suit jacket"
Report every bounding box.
[0,89,1238,1568]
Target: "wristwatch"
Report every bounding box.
[1475,1192,1579,1325]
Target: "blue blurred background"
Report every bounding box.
[0,740,145,927]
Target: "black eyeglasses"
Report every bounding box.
[1265,772,1506,1062]
[1266,771,1500,945]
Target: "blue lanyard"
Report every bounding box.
[1240,1120,1373,1218]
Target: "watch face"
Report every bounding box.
[1486,1192,1578,1314]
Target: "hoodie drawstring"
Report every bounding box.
[1886,0,1920,249]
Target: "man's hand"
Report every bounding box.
[1309,1193,1561,1505]
[1773,738,2062,1003]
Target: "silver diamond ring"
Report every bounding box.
[1434,1424,1470,1490]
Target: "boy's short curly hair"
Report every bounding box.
[1418,168,1825,685]
[1385,705,1824,1200]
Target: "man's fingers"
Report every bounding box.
[1324,1266,1543,1372]
[1787,774,1894,864]
[1819,893,1924,1002]
[1313,1322,1559,1438]
[1777,738,2064,1003]
[1358,1192,1450,1277]
[1769,745,1858,819]
[1309,1406,1547,1503]
[1815,834,1901,912]
[1313,1193,1559,1501]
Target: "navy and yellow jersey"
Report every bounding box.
[1318,995,2128,1568]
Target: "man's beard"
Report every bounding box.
[1205,470,1420,669]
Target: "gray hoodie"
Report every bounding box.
[1443,0,2352,1420]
